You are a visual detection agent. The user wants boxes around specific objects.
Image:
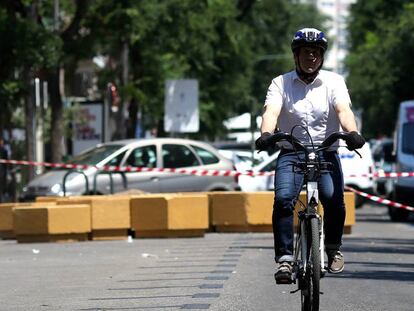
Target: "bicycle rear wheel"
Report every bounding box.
[301,217,321,311]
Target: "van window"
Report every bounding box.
[402,123,414,154]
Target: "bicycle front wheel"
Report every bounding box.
[301,217,321,311]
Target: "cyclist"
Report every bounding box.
[255,28,365,283]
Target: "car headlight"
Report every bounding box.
[51,183,62,194]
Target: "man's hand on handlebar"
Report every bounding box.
[255,132,272,151]
[345,131,365,150]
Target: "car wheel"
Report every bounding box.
[388,206,409,222]
[388,191,409,222]
[354,195,366,209]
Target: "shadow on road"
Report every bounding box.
[342,237,414,255]
[329,268,414,282]
[355,211,391,223]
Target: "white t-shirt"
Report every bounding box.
[264,70,351,149]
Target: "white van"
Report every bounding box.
[338,143,375,207]
[388,100,414,221]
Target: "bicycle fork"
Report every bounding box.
[306,181,326,276]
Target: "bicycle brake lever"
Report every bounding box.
[345,147,362,158]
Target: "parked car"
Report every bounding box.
[20,138,240,201]
[387,100,414,221]
[238,143,376,208]
[217,149,270,172]
[214,141,277,172]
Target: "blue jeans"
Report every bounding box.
[273,149,346,263]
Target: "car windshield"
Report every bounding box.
[402,123,414,155]
[67,145,124,165]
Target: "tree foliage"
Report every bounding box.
[0,4,61,134]
[346,0,414,138]
[1,0,325,157]
[87,0,325,139]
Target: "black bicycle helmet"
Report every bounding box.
[291,28,328,53]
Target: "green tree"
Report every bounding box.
[0,1,62,179]
[1,0,326,161]
[88,0,325,140]
[346,0,414,138]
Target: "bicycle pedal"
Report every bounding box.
[275,278,293,285]
[274,273,293,285]
[320,291,324,295]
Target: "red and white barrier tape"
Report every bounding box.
[345,186,414,212]
[346,172,414,178]
[2,159,413,210]
[0,159,255,177]
[1,158,414,179]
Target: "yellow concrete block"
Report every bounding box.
[48,205,91,234]
[0,202,51,238]
[13,204,91,242]
[57,195,131,240]
[35,196,59,203]
[130,194,209,237]
[89,196,130,230]
[344,192,356,226]
[168,196,209,229]
[209,192,274,232]
[0,203,18,238]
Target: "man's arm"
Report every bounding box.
[260,103,281,134]
[335,101,358,132]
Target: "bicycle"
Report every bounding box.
[261,129,358,311]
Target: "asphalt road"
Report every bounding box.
[1,203,413,311]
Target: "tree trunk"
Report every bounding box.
[24,71,36,180]
[127,99,138,138]
[113,41,129,140]
[48,67,64,163]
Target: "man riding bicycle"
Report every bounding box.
[255,28,365,283]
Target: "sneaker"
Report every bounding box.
[327,250,344,274]
[275,262,293,284]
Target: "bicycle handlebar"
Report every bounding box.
[261,131,353,154]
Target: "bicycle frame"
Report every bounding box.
[293,150,327,280]
[304,153,326,273]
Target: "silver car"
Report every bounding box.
[20,138,240,200]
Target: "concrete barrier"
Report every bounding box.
[130,194,209,238]
[57,195,130,240]
[0,203,21,239]
[210,192,274,232]
[210,191,355,234]
[35,196,59,203]
[13,204,91,243]
[0,202,58,239]
[7,189,354,243]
